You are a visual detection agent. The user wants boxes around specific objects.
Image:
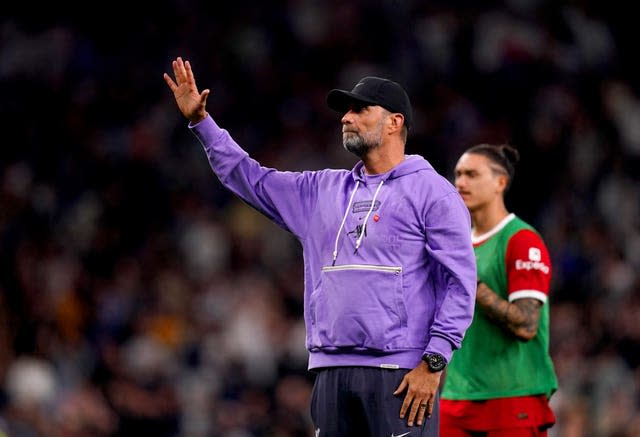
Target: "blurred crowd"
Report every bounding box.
[1,1,639,436]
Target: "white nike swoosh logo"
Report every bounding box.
[391,433,411,437]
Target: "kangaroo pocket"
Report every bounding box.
[309,264,408,351]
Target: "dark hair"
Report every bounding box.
[467,143,520,190]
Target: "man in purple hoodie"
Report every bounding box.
[164,57,476,437]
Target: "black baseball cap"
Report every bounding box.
[327,76,413,129]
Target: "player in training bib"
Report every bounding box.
[441,144,558,437]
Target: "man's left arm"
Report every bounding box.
[394,191,477,427]
[422,191,478,360]
[477,228,552,340]
[476,283,542,340]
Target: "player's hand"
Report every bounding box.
[163,57,209,124]
[393,362,441,427]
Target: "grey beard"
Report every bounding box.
[343,134,380,157]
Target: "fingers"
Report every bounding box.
[165,57,200,95]
[406,398,431,427]
[408,399,424,427]
[172,58,182,82]
[164,57,184,92]
[163,73,177,92]
[420,402,429,414]
[421,399,433,424]
[200,89,210,105]
[397,368,440,426]
[171,57,187,85]
[399,396,410,420]
[185,60,195,84]
[393,377,407,396]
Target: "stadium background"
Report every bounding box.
[1,1,639,435]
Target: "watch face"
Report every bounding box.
[426,353,445,371]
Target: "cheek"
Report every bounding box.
[471,181,494,201]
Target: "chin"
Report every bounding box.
[459,197,473,208]
[466,202,480,212]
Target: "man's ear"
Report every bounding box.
[496,174,508,193]
[388,113,405,134]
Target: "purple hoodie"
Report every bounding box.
[190,116,476,370]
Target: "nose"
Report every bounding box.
[341,110,356,124]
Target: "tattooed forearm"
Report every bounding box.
[475,282,542,340]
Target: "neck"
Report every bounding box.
[362,140,405,175]
[470,200,509,237]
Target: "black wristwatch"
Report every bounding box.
[422,352,447,372]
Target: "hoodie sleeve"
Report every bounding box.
[423,191,477,363]
[189,115,316,238]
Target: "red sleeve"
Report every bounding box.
[505,229,551,303]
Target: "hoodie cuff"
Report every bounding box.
[187,111,211,127]
[425,336,454,363]
[188,114,222,139]
[189,115,241,152]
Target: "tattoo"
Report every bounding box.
[476,282,542,340]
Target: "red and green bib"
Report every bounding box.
[442,214,558,400]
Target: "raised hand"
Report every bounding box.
[163,57,210,124]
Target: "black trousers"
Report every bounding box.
[310,367,440,437]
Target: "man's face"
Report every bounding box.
[341,103,387,157]
[454,152,506,212]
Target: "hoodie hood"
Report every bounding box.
[350,154,435,183]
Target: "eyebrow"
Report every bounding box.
[455,168,477,175]
[347,102,368,111]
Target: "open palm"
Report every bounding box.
[163,57,209,123]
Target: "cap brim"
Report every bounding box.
[327,89,378,113]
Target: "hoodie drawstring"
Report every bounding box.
[332,179,384,265]
[332,181,360,265]
[354,180,384,254]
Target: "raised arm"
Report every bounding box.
[164,57,321,239]
[163,57,209,124]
